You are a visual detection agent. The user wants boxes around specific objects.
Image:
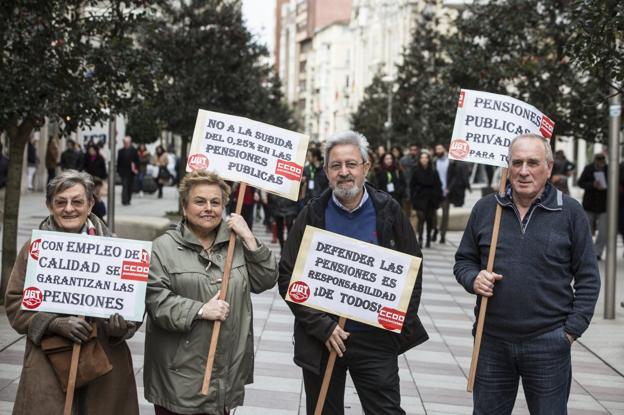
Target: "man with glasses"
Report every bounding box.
[279,131,428,414]
[454,133,600,414]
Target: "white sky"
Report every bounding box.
[242,0,276,55]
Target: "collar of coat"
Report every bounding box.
[172,218,232,252]
[38,213,111,236]
[495,181,563,211]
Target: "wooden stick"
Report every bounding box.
[467,170,507,392]
[201,182,247,396]
[64,316,85,415]
[314,316,347,415]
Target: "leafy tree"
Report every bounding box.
[445,0,609,143]
[392,1,458,149]
[350,72,391,149]
[125,102,162,144]
[0,1,155,297]
[142,0,296,179]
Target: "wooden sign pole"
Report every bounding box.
[467,169,507,392]
[64,316,85,415]
[201,182,247,396]
[314,316,347,415]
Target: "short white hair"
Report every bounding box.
[324,130,369,163]
[508,133,553,164]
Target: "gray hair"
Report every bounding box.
[46,170,95,205]
[507,133,553,164]
[324,130,369,164]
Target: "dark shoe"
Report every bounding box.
[417,235,423,246]
[440,236,446,244]
[425,240,431,248]
[432,228,438,242]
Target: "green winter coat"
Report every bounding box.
[143,220,278,414]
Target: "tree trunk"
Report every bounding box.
[1,120,35,299]
[177,135,189,215]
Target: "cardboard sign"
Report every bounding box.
[449,89,555,167]
[187,110,309,201]
[285,226,422,332]
[21,230,151,321]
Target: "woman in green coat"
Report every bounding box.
[144,170,278,415]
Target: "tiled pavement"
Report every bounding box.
[0,188,623,414]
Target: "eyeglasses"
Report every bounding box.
[52,198,86,209]
[328,161,366,172]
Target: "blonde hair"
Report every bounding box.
[179,170,231,207]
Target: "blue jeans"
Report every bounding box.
[474,326,572,415]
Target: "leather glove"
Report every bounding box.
[48,316,92,344]
[106,313,136,339]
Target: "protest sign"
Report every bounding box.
[285,226,422,333]
[21,230,151,321]
[449,89,555,167]
[187,110,309,201]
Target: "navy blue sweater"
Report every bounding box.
[454,185,600,341]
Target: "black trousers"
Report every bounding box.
[302,331,405,415]
[121,175,134,205]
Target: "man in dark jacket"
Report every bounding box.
[279,130,428,415]
[60,139,83,171]
[116,135,139,205]
[454,133,600,414]
[578,153,608,260]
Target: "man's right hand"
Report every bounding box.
[48,316,93,344]
[473,270,503,297]
[325,325,350,357]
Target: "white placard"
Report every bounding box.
[449,89,555,167]
[21,230,151,321]
[187,110,309,201]
[285,226,422,333]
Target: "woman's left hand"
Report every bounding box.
[106,313,136,338]
[226,213,257,250]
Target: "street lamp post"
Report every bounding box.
[382,74,394,151]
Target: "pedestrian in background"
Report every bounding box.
[300,147,328,207]
[578,153,608,260]
[83,144,107,180]
[268,193,299,254]
[154,145,169,199]
[117,135,139,205]
[410,151,442,248]
[551,150,575,195]
[5,170,140,414]
[454,134,600,414]
[144,170,277,415]
[60,139,83,171]
[137,143,151,198]
[400,143,420,230]
[26,136,38,191]
[45,135,59,184]
[376,152,406,204]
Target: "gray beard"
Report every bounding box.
[333,183,361,201]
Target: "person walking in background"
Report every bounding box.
[26,136,38,191]
[278,131,427,414]
[551,150,575,195]
[117,135,139,206]
[454,134,600,414]
[400,144,420,230]
[410,151,442,248]
[578,153,608,260]
[45,135,59,184]
[83,144,107,180]
[230,183,257,230]
[137,143,151,198]
[376,152,406,204]
[154,145,169,199]
[60,139,84,171]
[92,177,107,222]
[300,147,328,207]
[268,193,299,254]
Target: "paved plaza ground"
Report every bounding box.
[0,185,622,414]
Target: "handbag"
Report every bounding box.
[41,324,113,392]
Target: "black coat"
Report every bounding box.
[117,146,139,177]
[375,167,406,203]
[578,163,608,213]
[60,149,83,170]
[410,166,442,212]
[83,154,108,179]
[445,160,471,207]
[278,184,428,375]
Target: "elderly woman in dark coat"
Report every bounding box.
[5,170,139,415]
[410,152,442,248]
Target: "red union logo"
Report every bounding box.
[22,287,43,309]
[539,115,555,139]
[29,239,41,260]
[188,154,209,170]
[121,261,149,282]
[378,307,405,331]
[449,139,470,160]
[288,281,310,303]
[458,90,466,108]
[275,160,303,181]
[140,249,150,264]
